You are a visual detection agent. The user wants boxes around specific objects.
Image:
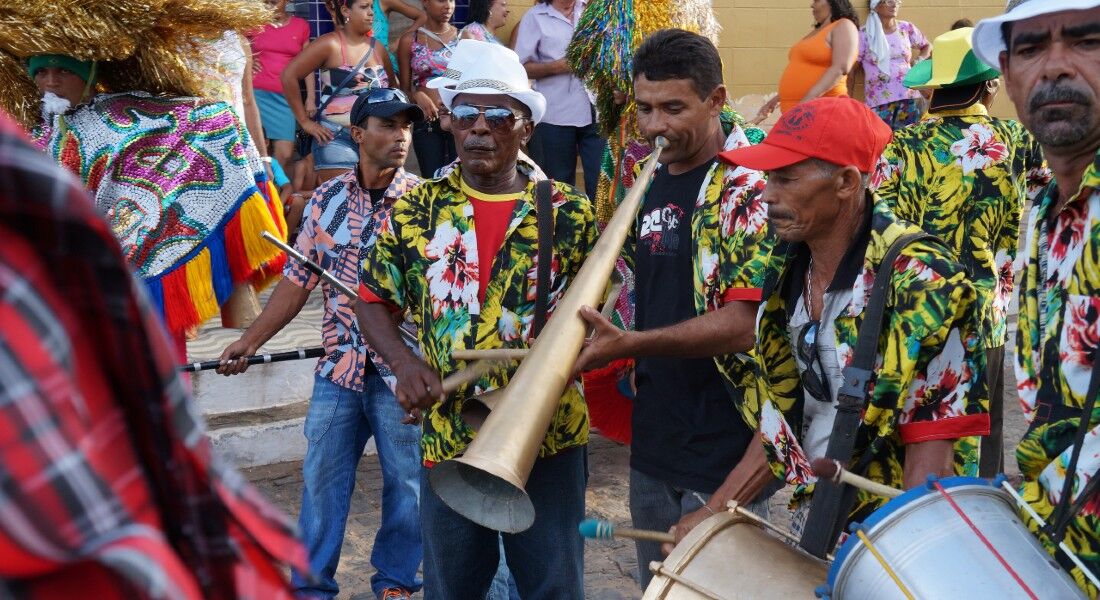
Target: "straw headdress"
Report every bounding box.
[0,0,273,127]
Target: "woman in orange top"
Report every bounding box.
[754,0,859,121]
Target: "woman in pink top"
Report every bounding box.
[251,0,311,173]
[852,0,931,130]
[282,0,395,184]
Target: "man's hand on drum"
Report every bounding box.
[664,506,716,555]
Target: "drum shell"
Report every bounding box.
[644,511,828,599]
[827,477,1084,599]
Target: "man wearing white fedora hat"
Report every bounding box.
[427,39,546,182]
[356,41,595,599]
[974,0,1100,593]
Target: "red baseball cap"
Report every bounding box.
[720,97,892,173]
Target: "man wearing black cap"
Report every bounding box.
[218,88,427,600]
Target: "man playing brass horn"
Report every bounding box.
[355,42,596,598]
[572,29,778,589]
[720,97,989,553]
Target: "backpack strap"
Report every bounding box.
[798,231,936,558]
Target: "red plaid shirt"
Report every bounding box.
[0,113,308,598]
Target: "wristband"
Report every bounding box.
[692,492,716,515]
[261,156,273,163]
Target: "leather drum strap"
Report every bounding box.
[798,232,934,558]
[533,180,553,337]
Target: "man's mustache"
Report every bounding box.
[1029,82,1093,113]
[463,141,495,151]
[768,208,793,221]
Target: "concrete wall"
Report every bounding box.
[501,0,1016,118]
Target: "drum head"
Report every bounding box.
[643,511,828,599]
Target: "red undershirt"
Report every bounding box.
[462,180,519,304]
[358,181,521,309]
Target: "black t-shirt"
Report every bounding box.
[368,187,387,204]
[631,158,754,494]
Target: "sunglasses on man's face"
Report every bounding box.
[449,104,527,133]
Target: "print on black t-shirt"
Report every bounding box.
[631,158,754,494]
[639,203,686,256]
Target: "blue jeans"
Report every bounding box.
[528,121,607,200]
[312,120,359,171]
[292,373,423,599]
[421,446,588,599]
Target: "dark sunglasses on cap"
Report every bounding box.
[450,104,528,133]
[363,87,411,104]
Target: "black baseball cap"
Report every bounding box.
[350,88,425,126]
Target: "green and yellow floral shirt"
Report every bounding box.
[873,104,1050,348]
[745,200,989,522]
[623,124,775,390]
[358,163,598,464]
[1015,149,1100,597]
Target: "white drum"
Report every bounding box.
[821,475,1084,599]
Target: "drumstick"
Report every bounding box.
[261,231,418,347]
[439,359,511,395]
[999,479,1100,589]
[812,458,903,499]
[450,348,530,361]
[180,347,325,372]
[578,518,675,544]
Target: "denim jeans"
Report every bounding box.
[412,120,457,179]
[291,373,423,599]
[528,121,607,199]
[629,468,774,590]
[312,120,360,171]
[421,446,588,599]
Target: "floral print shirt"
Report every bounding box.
[623,124,774,391]
[873,105,1051,348]
[857,21,929,109]
[745,200,989,523]
[1015,149,1100,596]
[358,163,598,464]
[283,168,422,392]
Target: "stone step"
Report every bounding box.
[186,289,346,467]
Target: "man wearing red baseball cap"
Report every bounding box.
[716,97,990,556]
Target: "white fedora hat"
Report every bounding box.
[433,40,547,124]
[973,0,1100,69]
[427,39,519,90]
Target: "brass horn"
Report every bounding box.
[429,136,669,533]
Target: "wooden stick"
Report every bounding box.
[440,360,508,395]
[649,563,724,599]
[579,518,675,543]
[811,458,903,499]
[451,348,530,361]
